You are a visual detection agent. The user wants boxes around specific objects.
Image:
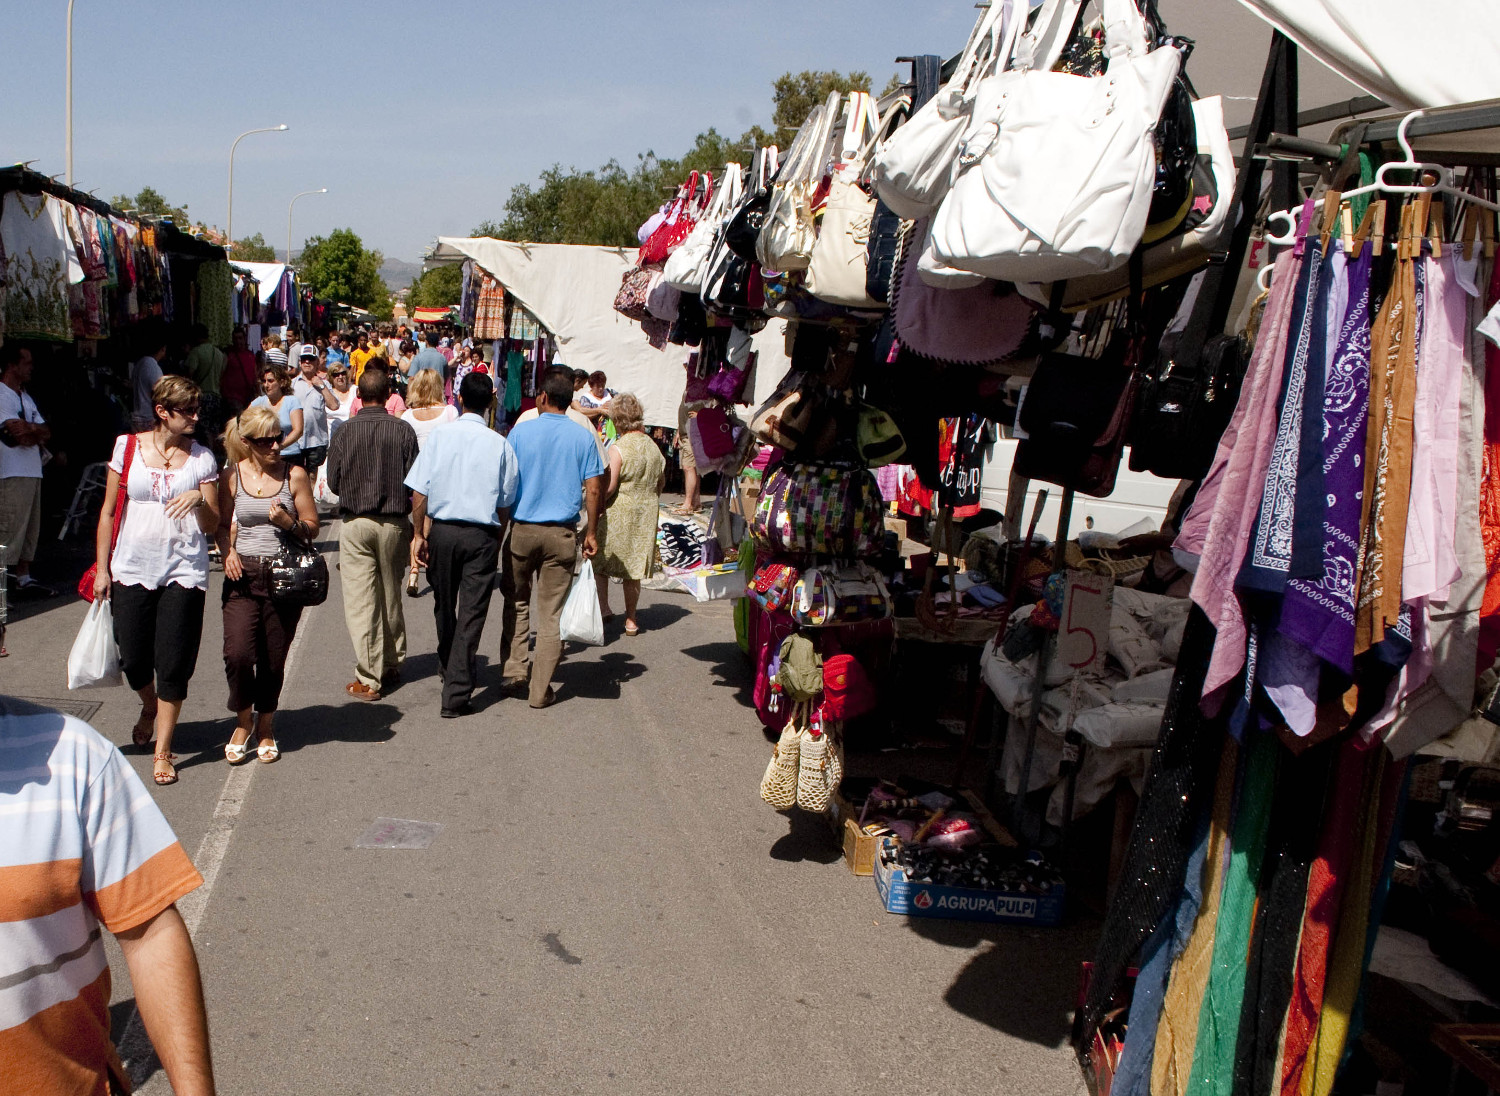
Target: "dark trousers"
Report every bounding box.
[111,582,206,702]
[428,520,500,709]
[222,557,304,713]
[299,445,328,483]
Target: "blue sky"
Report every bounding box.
[2,0,984,261]
[3,1,1353,262]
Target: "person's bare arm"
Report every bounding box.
[603,447,622,508]
[285,465,320,541]
[116,906,216,1096]
[282,406,305,448]
[581,475,603,559]
[410,491,430,564]
[93,466,122,600]
[216,469,244,580]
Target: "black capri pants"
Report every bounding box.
[111,582,207,703]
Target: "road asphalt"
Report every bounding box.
[5,522,1091,1096]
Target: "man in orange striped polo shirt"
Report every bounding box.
[1,697,216,1095]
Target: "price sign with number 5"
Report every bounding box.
[1057,570,1114,674]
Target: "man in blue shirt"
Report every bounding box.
[406,373,519,717]
[408,331,448,378]
[325,333,351,372]
[499,368,606,708]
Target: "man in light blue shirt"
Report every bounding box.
[406,372,519,717]
[499,367,606,709]
[408,330,449,378]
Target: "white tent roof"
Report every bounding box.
[1233,0,1500,110]
[432,237,790,428]
[230,261,287,307]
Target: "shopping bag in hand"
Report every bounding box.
[67,599,121,690]
[559,559,605,646]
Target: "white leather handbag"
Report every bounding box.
[663,162,743,292]
[757,92,841,272]
[805,94,904,309]
[930,0,1183,284]
[869,0,1080,222]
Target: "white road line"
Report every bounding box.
[121,593,323,1087]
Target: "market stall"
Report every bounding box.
[584,0,1500,1089]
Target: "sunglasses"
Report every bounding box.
[168,405,201,417]
[249,434,284,447]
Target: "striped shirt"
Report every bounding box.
[325,404,419,517]
[1,699,202,1096]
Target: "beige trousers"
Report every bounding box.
[500,522,577,705]
[339,515,411,689]
[0,476,42,566]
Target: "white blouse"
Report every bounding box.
[108,435,219,591]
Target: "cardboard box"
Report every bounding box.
[874,838,1065,925]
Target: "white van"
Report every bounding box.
[980,438,1181,539]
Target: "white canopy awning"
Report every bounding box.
[230,261,287,307]
[432,237,789,428]
[1233,0,1500,109]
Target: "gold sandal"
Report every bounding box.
[153,754,178,786]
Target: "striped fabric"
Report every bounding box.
[0,698,201,1096]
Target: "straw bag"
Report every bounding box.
[930,0,1183,283]
[758,93,841,273]
[796,724,844,812]
[760,714,802,810]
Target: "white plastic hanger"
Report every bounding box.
[1263,109,1500,246]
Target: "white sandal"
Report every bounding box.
[257,737,280,764]
[225,731,253,765]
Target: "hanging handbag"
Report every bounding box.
[805,93,902,309]
[1039,95,1236,311]
[757,93,841,272]
[724,146,778,262]
[822,653,877,720]
[1014,348,1141,497]
[79,433,136,602]
[663,163,743,293]
[750,561,802,612]
[613,264,657,322]
[892,219,1037,367]
[930,0,1183,284]
[856,403,907,467]
[691,404,738,462]
[760,713,803,809]
[791,562,894,627]
[1128,328,1247,480]
[268,541,331,607]
[644,268,681,321]
[796,722,842,812]
[752,464,886,559]
[638,172,711,266]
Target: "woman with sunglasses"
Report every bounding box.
[325,363,357,434]
[92,375,220,786]
[216,405,320,765]
[250,365,305,466]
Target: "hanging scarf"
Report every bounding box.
[1278,740,1374,1096]
[1150,737,1240,1096]
[1355,204,1426,652]
[1183,730,1279,1096]
[1193,235,1305,709]
[1240,234,1328,591]
[1477,257,1500,664]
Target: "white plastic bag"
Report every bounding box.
[314,460,339,507]
[559,559,605,646]
[67,599,121,690]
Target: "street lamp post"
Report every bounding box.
[287,188,327,267]
[226,124,288,253]
[65,0,76,186]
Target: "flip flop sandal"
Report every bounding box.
[153,754,178,786]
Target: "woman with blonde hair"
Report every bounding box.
[594,393,665,636]
[216,404,320,764]
[250,365,305,465]
[400,368,459,449]
[92,375,220,785]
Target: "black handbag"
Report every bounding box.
[724,146,777,262]
[1128,328,1247,480]
[269,543,330,607]
[1015,351,1139,498]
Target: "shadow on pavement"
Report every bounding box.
[168,702,402,772]
[108,997,162,1090]
[678,642,755,707]
[553,652,646,701]
[638,601,692,631]
[769,808,844,864]
[904,911,1100,1048]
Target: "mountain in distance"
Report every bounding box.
[274,251,424,290]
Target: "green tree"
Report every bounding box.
[771,69,872,132]
[299,228,392,318]
[231,232,276,262]
[109,185,190,225]
[407,263,465,310]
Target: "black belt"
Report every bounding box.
[513,519,576,528]
[432,519,501,531]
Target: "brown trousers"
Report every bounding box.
[222,557,303,713]
[500,522,577,705]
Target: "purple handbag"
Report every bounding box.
[892,219,1036,366]
[707,355,755,403]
